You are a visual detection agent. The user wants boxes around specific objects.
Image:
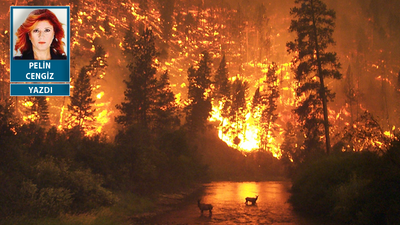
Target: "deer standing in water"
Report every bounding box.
[245,195,258,205]
[197,199,213,215]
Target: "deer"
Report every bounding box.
[245,195,258,205]
[197,199,213,215]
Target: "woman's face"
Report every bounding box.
[29,20,54,53]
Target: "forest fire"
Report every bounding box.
[209,61,296,158]
[3,0,399,158]
[210,103,262,153]
[1,1,400,224]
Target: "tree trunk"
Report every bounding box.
[311,0,330,154]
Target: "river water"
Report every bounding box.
[147,181,322,225]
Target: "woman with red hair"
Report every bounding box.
[14,9,66,60]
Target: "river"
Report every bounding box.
[146,181,323,224]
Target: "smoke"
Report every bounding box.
[2,0,399,144]
[325,0,400,131]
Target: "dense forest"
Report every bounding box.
[0,0,399,224]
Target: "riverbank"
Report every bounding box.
[290,150,400,224]
[0,183,205,225]
[128,183,205,224]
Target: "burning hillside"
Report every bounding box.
[1,0,399,157]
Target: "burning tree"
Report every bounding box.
[287,0,342,155]
[86,42,107,80]
[335,111,392,153]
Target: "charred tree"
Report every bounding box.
[287,0,342,155]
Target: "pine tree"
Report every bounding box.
[214,54,231,118]
[214,54,230,100]
[260,63,279,151]
[251,87,261,113]
[287,0,342,154]
[230,76,248,121]
[185,51,212,132]
[280,122,303,174]
[116,28,158,129]
[86,42,107,79]
[153,70,180,132]
[32,97,50,127]
[68,67,95,129]
[343,65,359,125]
[0,98,16,140]
[229,75,248,145]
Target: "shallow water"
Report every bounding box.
[148,181,323,224]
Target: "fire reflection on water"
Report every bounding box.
[150,181,307,224]
[202,181,290,207]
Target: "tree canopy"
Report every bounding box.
[287,0,342,154]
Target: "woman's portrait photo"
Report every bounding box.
[13,8,68,60]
